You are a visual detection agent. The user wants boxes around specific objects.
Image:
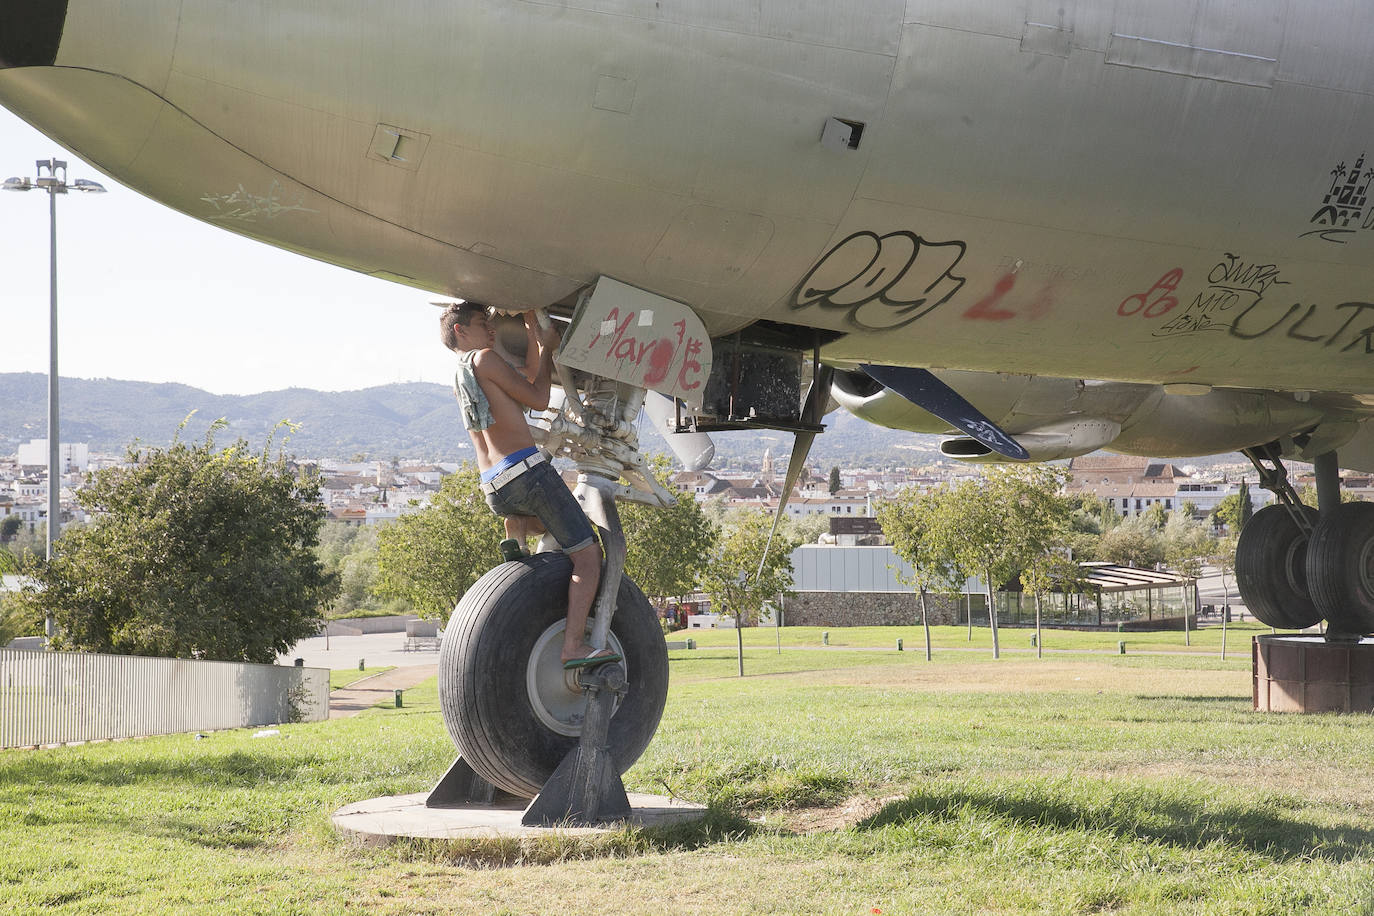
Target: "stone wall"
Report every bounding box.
[783,591,976,627]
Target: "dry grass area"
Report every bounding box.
[809,658,1251,696]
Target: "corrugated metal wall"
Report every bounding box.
[790,545,987,593]
[0,649,328,749]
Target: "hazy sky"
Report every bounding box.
[0,108,454,395]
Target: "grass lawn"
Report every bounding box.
[675,621,1278,656]
[3,633,1373,914]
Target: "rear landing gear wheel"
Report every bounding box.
[1235,504,1322,630]
[1306,501,1374,636]
[438,552,669,798]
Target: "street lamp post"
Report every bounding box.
[3,159,106,641]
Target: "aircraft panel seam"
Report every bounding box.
[513,0,899,59]
[167,67,847,235]
[49,68,569,287]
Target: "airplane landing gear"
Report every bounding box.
[1235,504,1321,629]
[433,327,679,809]
[1306,502,1374,637]
[1238,445,1374,638]
[436,552,668,798]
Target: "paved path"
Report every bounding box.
[281,632,443,670]
[330,665,438,719]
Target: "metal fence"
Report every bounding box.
[0,649,329,749]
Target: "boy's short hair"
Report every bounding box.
[439,301,489,351]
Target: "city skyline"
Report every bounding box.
[0,109,456,396]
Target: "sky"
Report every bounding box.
[0,108,455,395]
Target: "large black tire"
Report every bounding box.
[1235,504,1321,629]
[438,552,669,798]
[1306,501,1374,636]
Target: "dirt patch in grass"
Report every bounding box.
[781,794,902,834]
[809,659,1251,697]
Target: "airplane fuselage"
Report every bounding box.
[3,1,1374,400]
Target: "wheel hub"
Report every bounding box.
[524,619,625,737]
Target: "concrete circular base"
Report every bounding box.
[332,792,707,844]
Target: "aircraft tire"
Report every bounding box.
[1235,504,1322,630]
[1306,502,1374,636]
[437,551,669,799]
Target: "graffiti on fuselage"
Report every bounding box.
[1151,254,1288,338]
[1301,153,1374,244]
[1228,300,1374,353]
[792,230,967,330]
[1138,251,1374,352]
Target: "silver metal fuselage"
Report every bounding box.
[4,1,1374,451]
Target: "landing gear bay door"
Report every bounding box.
[557,277,712,410]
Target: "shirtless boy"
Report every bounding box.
[439,302,618,669]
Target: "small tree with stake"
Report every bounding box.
[876,487,963,660]
[926,466,1070,659]
[699,508,798,675]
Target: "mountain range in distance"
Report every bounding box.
[0,372,941,468]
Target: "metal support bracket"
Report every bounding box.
[426,755,527,808]
[521,662,631,826]
[576,476,629,651]
[1242,444,1311,533]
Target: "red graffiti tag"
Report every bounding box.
[585,308,705,392]
[1118,269,1183,318]
[962,273,1018,321]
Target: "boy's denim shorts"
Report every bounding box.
[484,460,597,553]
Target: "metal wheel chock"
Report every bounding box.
[521,660,632,826]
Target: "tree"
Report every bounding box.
[15,429,336,662]
[828,466,842,496]
[876,487,964,660]
[1297,483,1361,508]
[925,466,1071,659]
[1140,501,1169,531]
[990,466,1074,658]
[699,508,799,628]
[375,465,505,618]
[1096,516,1166,568]
[1213,482,1261,532]
[1238,480,1254,528]
[618,457,718,608]
[317,520,397,617]
[780,511,830,546]
[1163,511,1216,580]
[0,516,21,543]
[1064,492,1117,561]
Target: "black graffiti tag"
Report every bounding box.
[1229,300,1374,353]
[792,231,967,330]
[1154,253,1289,338]
[1301,153,1374,244]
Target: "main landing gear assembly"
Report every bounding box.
[1235,446,1374,638]
[429,314,683,824]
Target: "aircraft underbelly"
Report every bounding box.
[5,0,1374,394]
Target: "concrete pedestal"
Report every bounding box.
[1253,635,1374,713]
[332,792,706,845]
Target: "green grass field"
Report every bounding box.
[3,629,1372,914]
[674,621,1275,656]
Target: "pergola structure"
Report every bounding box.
[996,562,1197,629]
